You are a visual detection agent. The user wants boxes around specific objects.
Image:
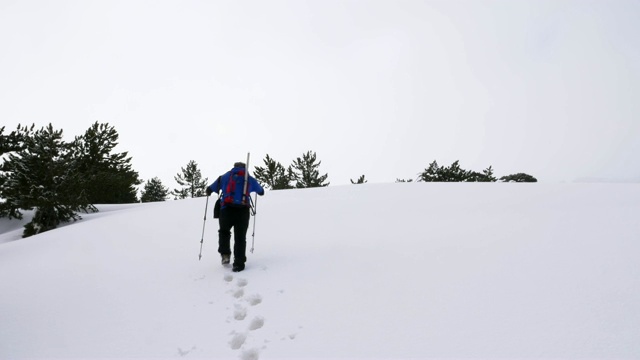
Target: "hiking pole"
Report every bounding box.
[242,152,250,205]
[250,194,258,253]
[198,195,209,261]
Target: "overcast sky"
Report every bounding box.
[1,0,639,188]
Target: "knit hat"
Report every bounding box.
[234,162,246,168]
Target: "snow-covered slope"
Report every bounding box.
[1,183,639,359]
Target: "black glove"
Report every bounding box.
[205,188,212,196]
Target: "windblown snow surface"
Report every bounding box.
[1,183,639,359]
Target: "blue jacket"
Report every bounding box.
[207,167,264,208]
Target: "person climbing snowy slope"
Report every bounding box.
[206,161,264,272]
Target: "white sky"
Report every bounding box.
[1,0,639,187]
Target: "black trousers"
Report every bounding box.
[218,206,250,265]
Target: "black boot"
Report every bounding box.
[232,263,245,272]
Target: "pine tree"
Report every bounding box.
[482,166,497,182]
[254,154,294,190]
[419,160,498,182]
[466,166,497,182]
[442,160,468,182]
[1,124,95,237]
[0,125,29,155]
[291,151,329,188]
[418,160,442,182]
[350,175,367,184]
[141,177,170,202]
[172,160,208,199]
[1,125,33,219]
[70,122,141,204]
[500,173,537,182]
[1,125,31,218]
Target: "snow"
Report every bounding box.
[1,183,639,359]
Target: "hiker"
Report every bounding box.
[206,162,265,272]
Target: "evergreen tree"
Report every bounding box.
[466,166,497,182]
[141,177,170,202]
[500,173,538,182]
[482,166,497,182]
[172,160,208,199]
[0,125,34,219]
[70,122,140,204]
[1,125,29,218]
[350,175,367,184]
[291,151,329,188]
[441,160,469,182]
[1,124,95,237]
[419,160,539,183]
[0,125,29,155]
[418,160,443,182]
[419,160,497,182]
[254,154,294,190]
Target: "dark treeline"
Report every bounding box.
[0,122,140,237]
[411,160,537,183]
[253,151,329,190]
[1,123,535,237]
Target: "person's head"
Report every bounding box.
[234,162,246,168]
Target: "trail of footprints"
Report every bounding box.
[224,273,266,360]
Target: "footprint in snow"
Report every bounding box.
[177,345,196,356]
[246,294,262,306]
[233,288,244,299]
[229,332,247,350]
[234,304,247,320]
[237,278,248,287]
[241,348,260,360]
[249,316,265,331]
[224,274,234,282]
